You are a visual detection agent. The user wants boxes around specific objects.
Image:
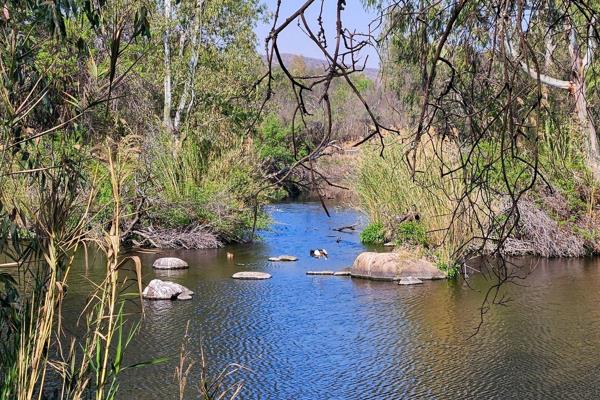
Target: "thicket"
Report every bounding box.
[352,0,600,272]
[0,0,268,397]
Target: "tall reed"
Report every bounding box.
[357,135,480,263]
[1,137,152,399]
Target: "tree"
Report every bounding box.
[504,2,599,177]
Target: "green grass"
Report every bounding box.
[360,222,386,245]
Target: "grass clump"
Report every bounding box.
[395,221,428,246]
[436,260,460,279]
[360,222,386,244]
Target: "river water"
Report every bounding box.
[62,202,600,399]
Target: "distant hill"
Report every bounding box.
[263,53,380,81]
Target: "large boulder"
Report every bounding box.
[350,251,446,281]
[152,257,188,270]
[142,279,194,300]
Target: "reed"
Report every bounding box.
[0,137,154,399]
[357,135,480,264]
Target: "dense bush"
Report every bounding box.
[360,222,386,245]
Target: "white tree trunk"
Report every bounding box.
[173,0,205,133]
[163,0,173,131]
[506,19,599,179]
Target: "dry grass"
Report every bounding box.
[357,134,482,263]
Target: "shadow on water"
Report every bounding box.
[59,203,600,399]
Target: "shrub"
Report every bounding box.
[437,260,460,279]
[360,222,385,244]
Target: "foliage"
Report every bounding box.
[436,260,460,280]
[360,222,386,245]
[257,114,296,171]
[358,137,475,264]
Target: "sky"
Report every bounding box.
[254,0,381,69]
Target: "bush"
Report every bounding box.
[256,113,295,170]
[437,260,460,279]
[360,222,385,244]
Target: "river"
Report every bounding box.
[61,202,600,399]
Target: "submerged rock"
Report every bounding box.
[268,255,298,262]
[350,251,446,281]
[142,279,194,300]
[177,293,193,300]
[306,271,335,275]
[152,257,189,270]
[232,271,272,280]
[398,276,423,285]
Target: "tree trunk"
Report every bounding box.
[567,20,600,179]
[162,0,172,132]
[573,76,600,178]
[173,0,205,133]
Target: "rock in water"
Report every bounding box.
[232,271,272,280]
[268,255,298,262]
[177,293,193,300]
[333,270,351,276]
[142,279,194,300]
[398,276,423,285]
[306,271,334,275]
[152,257,189,270]
[350,251,446,281]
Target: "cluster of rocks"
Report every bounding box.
[142,248,446,301]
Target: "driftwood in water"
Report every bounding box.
[394,212,420,224]
[333,224,357,233]
[132,224,222,249]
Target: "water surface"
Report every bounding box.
[64,203,600,399]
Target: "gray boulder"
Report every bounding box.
[232,271,272,280]
[142,279,194,300]
[152,257,189,270]
[350,251,446,281]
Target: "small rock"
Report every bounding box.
[398,277,423,285]
[268,255,298,262]
[333,271,351,276]
[143,279,193,300]
[306,271,335,275]
[383,242,395,247]
[232,271,272,280]
[177,293,193,300]
[152,257,189,270]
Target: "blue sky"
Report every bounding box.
[254,0,381,68]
